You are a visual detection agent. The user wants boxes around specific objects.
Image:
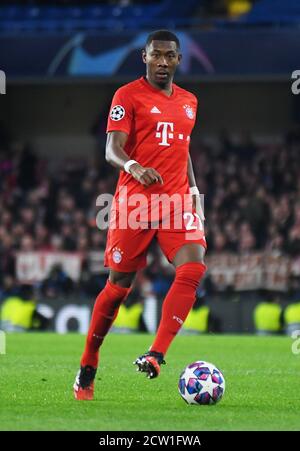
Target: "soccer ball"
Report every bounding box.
[178,361,225,405]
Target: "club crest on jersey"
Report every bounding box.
[183,104,195,120]
[112,247,123,263]
[110,105,125,121]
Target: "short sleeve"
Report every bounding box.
[106,87,134,135]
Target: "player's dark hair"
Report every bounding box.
[145,30,180,51]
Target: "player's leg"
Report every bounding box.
[81,270,136,367]
[150,243,206,356]
[135,225,207,379]
[172,241,206,267]
[74,221,155,399]
[74,269,136,400]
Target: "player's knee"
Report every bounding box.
[109,270,136,288]
[175,262,207,288]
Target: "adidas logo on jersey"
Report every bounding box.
[150,106,161,114]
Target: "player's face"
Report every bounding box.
[143,40,181,88]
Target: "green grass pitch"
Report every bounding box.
[0,333,299,431]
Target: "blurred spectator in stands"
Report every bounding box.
[287,224,300,257]
[213,231,227,253]
[224,220,239,252]
[242,187,269,247]
[238,222,256,253]
[19,207,36,234]
[77,177,95,210]
[57,192,76,226]
[287,274,300,302]
[20,234,35,252]
[144,259,173,298]
[60,223,77,251]
[253,290,283,335]
[40,264,74,298]
[77,235,90,252]
[50,234,64,251]
[74,209,86,227]
[271,195,293,237]
[265,232,285,255]
[78,230,108,296]
[284,296,300,336]
[0,284,49,332]
[0,209,13,230]
[181,290,210,335]
[0,275,17,302]
[0,233,15,283]
[35,223,51,250]
[111,286,147,334]
[10,223,25,249]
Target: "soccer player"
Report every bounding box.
[74,30,207,400]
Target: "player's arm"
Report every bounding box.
[187,153,203,219]
[106,131,163,186]
[187,153,197,191]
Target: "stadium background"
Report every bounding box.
[1,0,300,335]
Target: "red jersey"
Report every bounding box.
[106,76,198,220]
[104,77,206,270]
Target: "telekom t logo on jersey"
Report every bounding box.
[156,122,174,146]
[155,122,190,146]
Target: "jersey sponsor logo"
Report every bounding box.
[150,106,161,114]
[112,247,123,263]
[183,104,195,120]
[155,122,191,146]
[110,105,125,121]
[155,121,174,146]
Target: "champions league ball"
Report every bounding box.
[178,361,225,405]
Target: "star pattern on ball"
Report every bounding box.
[197,374,220,397]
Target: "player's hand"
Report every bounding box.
[128,163,163,186]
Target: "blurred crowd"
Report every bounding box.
[193,127,300,257]
[1,120,300,299]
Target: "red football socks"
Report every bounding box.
[150,262,206,356]
[81,279,132,368]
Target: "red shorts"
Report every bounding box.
[104,210,206,272]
